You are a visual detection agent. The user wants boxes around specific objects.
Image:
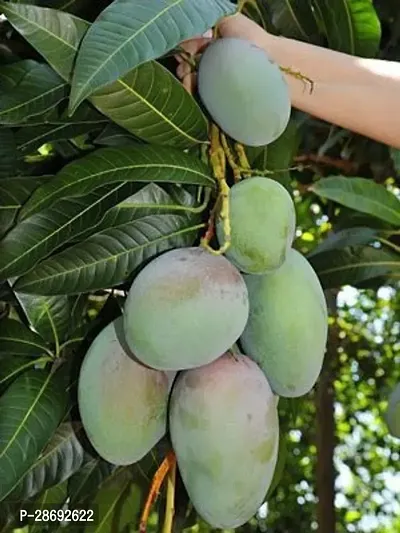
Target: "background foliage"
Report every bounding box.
[0,0,399,532]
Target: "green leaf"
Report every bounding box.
[69,0,237,112]
[90,60,208,148]
[0,2,90,82]
[68,458,117,507]
[0,368,67,501]
[29,481,68,533]
[0,319,50,357]
[314,0,381,56]
[0,182,144,280]
[15,294,78,344]
[20,144,214,219]
[9,422,85,502]
[0,176,51,236]
[0,128,18,178]
[245,118,301,191]
[307,227,379,257]
[309,245,400,288]
[0,355,38,389]
[310,176,400,226]
[0,60,67,125]
[267,0,321,42]
[83,468,142,533]
[14,213,204,295]
[94,124,139,147]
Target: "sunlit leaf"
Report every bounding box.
[311,176,400,227]
[69,0,237,112]
[307,227,379,257]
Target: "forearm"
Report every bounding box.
[218,14,400,149]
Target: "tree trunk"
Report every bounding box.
[316,291,338,533]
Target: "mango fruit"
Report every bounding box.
[123,247,249,371]
[198,38,291,146]
[386,383,400,438]
[78,317,170,465]
[241,248,328,397]
[169,353,279,528]
[216,177,296,274]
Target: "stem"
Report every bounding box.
[162,460,177,533]
[378,237,400,254]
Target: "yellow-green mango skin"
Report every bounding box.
[123,247,249,371]
[78,317,170,465]
[169,353,279,529]
[240,248,328,397]
[198,38,291,147]
[386,383,400,438]
[216,177,296,274]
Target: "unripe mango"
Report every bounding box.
[241,248,328,397]
[123,247,249,371]
[216,177,296,274]
[198,38,291,146]
[169,353,279,529]
[386,383,400,438]
[78,317,170,465]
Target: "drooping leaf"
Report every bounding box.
[309,245,400,288]
[267,0,321,42]
[307,227,379,257]
[0,2,90,82]
[90,60,208,148]
[0,128,18,178]
[69,0,237,112]
[0,60,67,125]
[246,118,301,191]
[14,213,204,295]
[310,176,400,226]
[0,318,50,357]
[0,368,67,501]
[20,144,214,219]
[14,293,78,344]
[68,458,117,507]
[9,422,85,502]
[0,175,51,236]
[0,182,145,280]
[313,0,381,56]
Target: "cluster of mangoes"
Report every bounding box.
[78,38,329,528]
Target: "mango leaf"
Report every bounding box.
[15,294,79,344]
[0,355,38,389]
[9,422,85,502]
[0,60,66,125]
[90,60,208,148]
[0,368,68,501]
[309,245,400,288]
[0,128,18,178]
[245,118,301,191]
[0,182,144,280]
[390,146,400,173]
[94,124,139,147]
[14,213,204,295]
[313,0,381,56]
[310,176,400,226]
[267,0,321,42]
[69,0,237,112]
[0,2,90,82]
[82,468,143,533]
[0,319,51,357]
[1,4,208,148]
[29,481,68,533]
[68,458,117,507]
[20,144,214,219]
[307,227,379,257]
[0,175,51,236]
